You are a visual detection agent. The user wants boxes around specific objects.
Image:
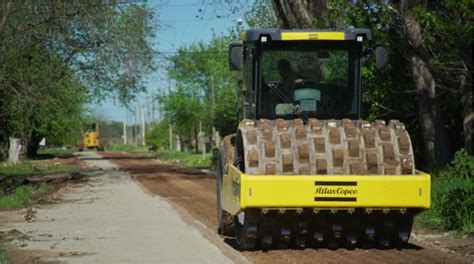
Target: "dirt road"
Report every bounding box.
[104,152,473,264]
[0,152,235,263]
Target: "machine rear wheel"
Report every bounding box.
[216,146,234,236]
[234,210,258,251]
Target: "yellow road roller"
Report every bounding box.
[216,28,430,250]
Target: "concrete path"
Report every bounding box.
[0,152,232,263]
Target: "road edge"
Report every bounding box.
[131,175,250,264]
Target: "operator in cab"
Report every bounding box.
[276,59,301,100]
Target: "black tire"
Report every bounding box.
[234,214,244,246]
[216,147,235,236]
[234,210,257,251]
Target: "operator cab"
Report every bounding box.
[229,28,385,121]
[85,122,97,132]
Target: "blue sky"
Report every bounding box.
[91,0,253,123]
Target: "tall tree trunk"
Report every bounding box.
[270,0,290,28]
[0,1,13,35]
[308,0,329,26]
[26,133,41,158]
[456,26,474,155]
[270,0,329,28]
[281,1,300,28]
[0,132,9,159]
[7,138,21,165]
[286,0,314,28]
[460,72,473,155]
[409,54,438,165]
[400,2,450,166]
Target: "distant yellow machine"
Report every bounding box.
[77,121,105,151]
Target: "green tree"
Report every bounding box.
[0,1,156,157]
[146,121,170,149]
[265,0,472,167]
[411,1,473,156]
[160,34,240,151]
[244,0,278,28]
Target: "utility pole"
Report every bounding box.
[127,108,132,145]
[199,121,206,158]
[151,92,156,125]
[140,103,146,146]
[168,77,172,94]
[135,104,140,146]
[211,75,217,147]
[145,97,150,131]
[123,120,127,144]
[211,75,215,117]
[159,86,165,121]
[123,111,128,145]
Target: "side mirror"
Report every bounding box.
[375,46,388,70]
[228,43,243,71]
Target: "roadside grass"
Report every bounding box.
[0,183,55,209]
[0,159,78,178]
[0,246,11,264]
[38,147,75,156]
[0,153,77,210]
[0,186,33,209]
[414,149,474,237]
[106,144,149,153]
[0,249,9,264]
[0,149,76,262]
[157,150,212,169]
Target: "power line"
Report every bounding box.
[74,1,146,8]
[161,17,228,23]
[164,3,203,8]
[150,2,201,10]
